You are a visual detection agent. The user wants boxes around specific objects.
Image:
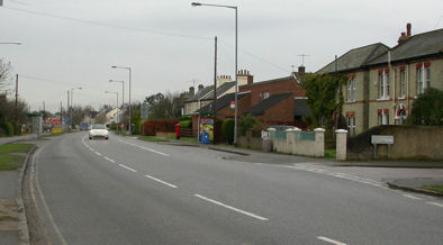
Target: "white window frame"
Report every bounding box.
[346,78,356,102]
[417,64,431,95]
[378,110,389,126]
[346,115,356,136]
[378,70,390,100]
[399,68,406,99]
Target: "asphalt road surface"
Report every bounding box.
[29,133,443,245]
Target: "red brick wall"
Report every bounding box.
[240,77,305,107]
[217,94,251,120]
[255,96,294,124]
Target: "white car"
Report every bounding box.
[89,124,109,140]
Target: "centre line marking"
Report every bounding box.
[118,164,137,173]
[95,152,102,156]
[317,236,347,245]
[104,157,115,163]
[194,194,268,221]
[144,174,178,189]
[427,201,443,208]
[402,194,423,200]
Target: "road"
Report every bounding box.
[28,132,443,245]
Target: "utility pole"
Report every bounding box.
[42,101,46,122]
[213,36,218,131]
[67,90,70,129]
[15,74,18,134]
[60,101,63,125]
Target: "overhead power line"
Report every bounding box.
[2,6,211,40]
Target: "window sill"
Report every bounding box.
[397,96,406,100]
[376,97,390,101]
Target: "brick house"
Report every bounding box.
[318,23,443,136]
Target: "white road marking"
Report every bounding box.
[402,194,423,200]
[144,174,178,189]
[118,164,137,173]
[317,236,347,245]
[427,201,443,208]
[194,194,268,221]
[118,139,170,157]
[287,165,384,188]
[95,152,102,156]
[104,156,116,163]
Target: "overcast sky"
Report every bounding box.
[1,0,442,112]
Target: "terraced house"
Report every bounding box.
[318,24,443,136]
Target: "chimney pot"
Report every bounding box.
[198,84,204,91]
[406,23,412,37]
[189,86,195,95]
[298,65,306,75]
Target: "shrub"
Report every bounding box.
[1,122,14,136]
[221,119,235,144]
[409,88,443,126]
[239,114,260,136]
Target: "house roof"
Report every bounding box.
[198,92,248,114]
[293,99,311,117]
[317,43,389,73]
[186,81,236,102]
[246,93,292,116]
[368,28,443,65]
[241,75,299,89]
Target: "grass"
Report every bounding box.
[0,144,33,171]
[138,135,197,144]
[422,185,443,194]
[324,149,336,159]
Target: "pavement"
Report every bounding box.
[387,178,443,197]
[0,134,37,145]
[0,135,37,245]
[24,132,443,244]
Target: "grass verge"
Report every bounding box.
[422,185,443,194]
[324,149,336,159]
[138,135,197,144]
[0,144,33,171]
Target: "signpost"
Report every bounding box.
[371,135,394,158]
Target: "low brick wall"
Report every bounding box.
[269,128,325,157]
[347,126,443,160]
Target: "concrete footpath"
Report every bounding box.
[0,135,37,146]
[0,136,35,245]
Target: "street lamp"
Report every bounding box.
[109,79,125,133]
[111,66,132,135]
[105,91,119,134]
[191,2,239,144]
[70,87,82,129]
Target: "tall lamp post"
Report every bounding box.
[191,2,239,144]
[105,91,119,134]
[70,87,82,128]
[112,66,132,135]
[109,79,125,131]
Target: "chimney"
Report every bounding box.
[398,23,412,45]
[198,84,204,91]
[237,69,253,86]
[216,75,232,87]
[398,32,408,45]
[189,86,195,95]
[298,65,306,75]
[406,23,412,37]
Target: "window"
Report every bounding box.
[378,69,390,99]
[346,78,356,102]
[377,109,390,126]
[416,63,431,95]
[346,113,356,136]
[399,67,406,98]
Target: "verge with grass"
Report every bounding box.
[0,144,33,171]
[422,185,443,194]
[324,149,336,159]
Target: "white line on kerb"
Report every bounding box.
[194,194,268,221]
[317,236,347,245]
[402,194,423,200]
[427,201,443,208]
[144,174,178,189]
[104,157,116,163]
[118,164,137,173]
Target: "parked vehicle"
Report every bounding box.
[80,122,90,131]
[89,124,109,140]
